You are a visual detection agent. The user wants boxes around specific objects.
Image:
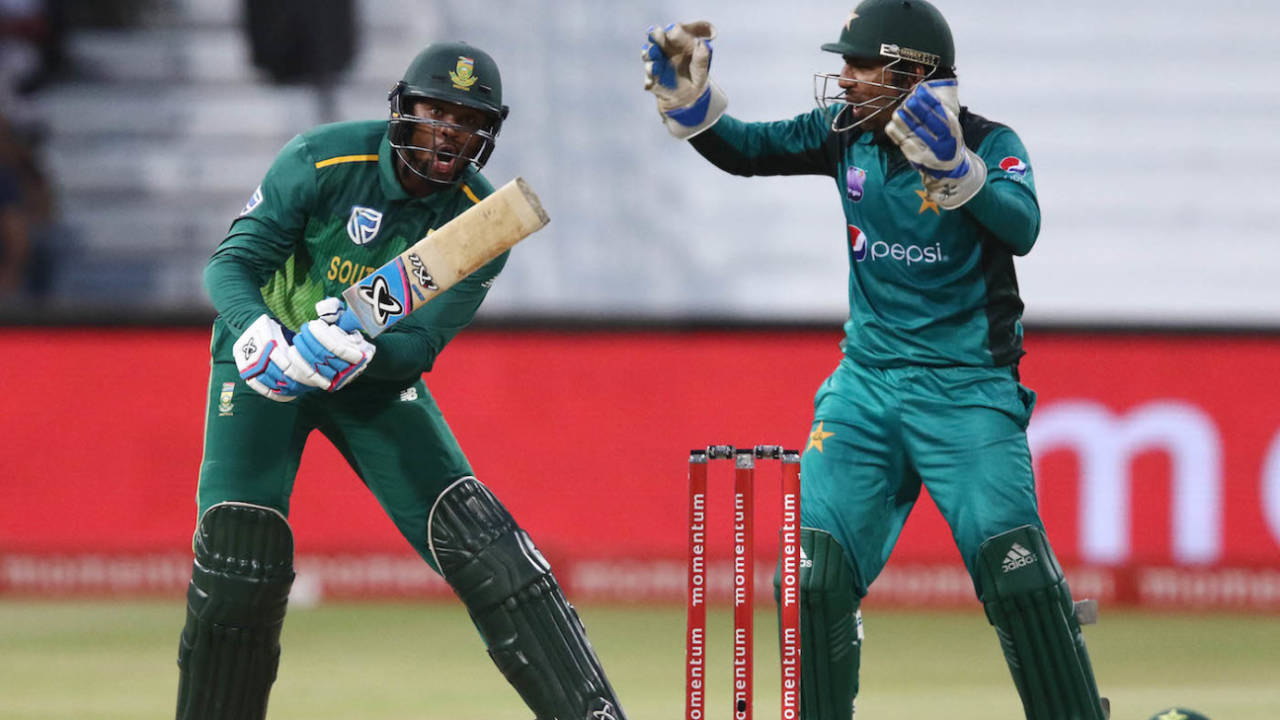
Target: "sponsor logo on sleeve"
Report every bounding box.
[238,186,263,217]
[999,156,1028,179]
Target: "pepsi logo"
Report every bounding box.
[999,156,1027,176]
[848,225,867,261]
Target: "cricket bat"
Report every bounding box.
[338,177,549,337]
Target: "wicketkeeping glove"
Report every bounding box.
[885,79,988,209]
[290,297,376,393]
[642,21,728,139]
[232,314,319,402]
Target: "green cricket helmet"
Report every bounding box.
[388,41,510,185]
[1148,709,1211,720]
[813,0,955,132]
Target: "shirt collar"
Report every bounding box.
[378,131,411,201]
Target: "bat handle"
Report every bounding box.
[336,309,363,333]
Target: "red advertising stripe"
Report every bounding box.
[1,328,1279,609]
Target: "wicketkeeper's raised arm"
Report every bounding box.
[642,21,727,139]
[885,79,987,209]
[885,79,1039,255]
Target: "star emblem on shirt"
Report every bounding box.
[916,188,940,215]
[806,421,835,453]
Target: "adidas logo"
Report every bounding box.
[1001,542,1038,573]
[800,547,813,569]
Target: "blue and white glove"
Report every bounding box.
[642,21,728,140]
[885,79,988,209]
[232,314,319,402]
[290,297,376,393]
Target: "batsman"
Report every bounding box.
[644,2,1108,719]
[176,41,627,720]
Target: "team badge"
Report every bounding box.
[238,186,263,217]
[915,187,940,215]
[346,206,383,245]
[806,421,835,453]
[218,381,236,416]
[848,225,868,261]
[845,166,867,201]
[999,156,1028,178]
[449,56,477,90]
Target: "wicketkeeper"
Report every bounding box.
[176,41,626,720]
[644,1,1107,718]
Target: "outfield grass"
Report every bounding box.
[1,599,1276,719]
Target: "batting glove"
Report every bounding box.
[232,314,318,402]
[885,79,987,209]
[643,21,728,139]
[290,297,376,393]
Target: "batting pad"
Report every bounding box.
[977,525,1107,720]
[176,502,295,720]
[429,477,625,720]
[774,527,864,720]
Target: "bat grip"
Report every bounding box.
[336,310,363,333]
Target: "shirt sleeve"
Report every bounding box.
[363,249,509,379]
[203,134,317,335]
[688,108,843,178]
[963,126,1040,256]
[359,174,503,381]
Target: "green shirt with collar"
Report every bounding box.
[204,119,507,386]
[690,107,1039,369]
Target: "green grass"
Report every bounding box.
[1,599,1276,719]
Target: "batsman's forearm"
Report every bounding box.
[962,179,1040,256]
[203,250,273,334]
[363,295,484,380]
[364,330,442,380]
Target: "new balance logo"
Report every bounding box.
[1001,542,1038,573]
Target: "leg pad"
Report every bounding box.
[977,525,1106,720]
[429,477,625,720]
[775,528,863,720]
[176,502,294,720]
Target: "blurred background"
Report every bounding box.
[1,1,1278,719]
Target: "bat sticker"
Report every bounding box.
[407,253,438,290]
[355,264,409,327]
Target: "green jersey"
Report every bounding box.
[690,107,1039,368]
[205,119,507,386]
